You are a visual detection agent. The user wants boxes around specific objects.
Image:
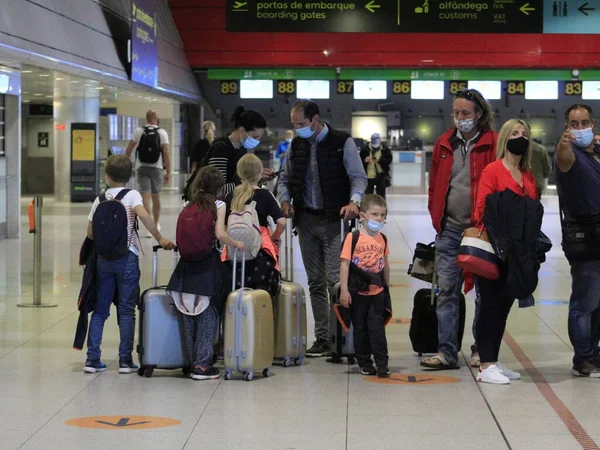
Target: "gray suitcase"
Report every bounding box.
[273,220,307,367]
[137,245,188,378]
[329,218,356,365]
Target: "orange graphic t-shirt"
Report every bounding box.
[340,231,389,296]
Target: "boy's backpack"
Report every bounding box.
[226,201,262,261]
[92,189,131,260]
[176,203,215,261]
[349,230,388,262]
[137,126,162,164]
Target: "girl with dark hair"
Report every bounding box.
[167,166,244,380]
[184,105,271,201]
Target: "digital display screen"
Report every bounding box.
[525,81,559,100]
[411,80,444,100]
[468,81,502,100]
[582,81,600,100]
[240,80,273,99]
[353,80,387,99]
[297,80,330,99]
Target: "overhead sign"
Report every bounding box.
[226,0,542,33]
[207,68,336,80]
[339,69,574,81]
[65,416,181,430]
[130,0,158,87]
[543,0,599,33]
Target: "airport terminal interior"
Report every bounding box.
[1,1,600,449]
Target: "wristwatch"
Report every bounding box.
[350,199,360,208]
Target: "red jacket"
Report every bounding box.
[428,128,498,234]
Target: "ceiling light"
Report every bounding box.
[45,95,53,98]
[22,70,32,74]
[55,77,64,81]
[90,80,99,83]
[95,87,104,90]
[22,100,30,103]
[39,74,50,77]
[34,93,43,96]
[323,50,329,56]
[421,59,434,63]
[71,80,79,84]
[22,91,29,94]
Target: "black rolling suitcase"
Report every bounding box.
[409,270,466,357]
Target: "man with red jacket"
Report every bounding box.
[422,89,497,370]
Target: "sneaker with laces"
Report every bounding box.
[496,362,521,380]
[571,360,600,378]
[191,365,220,380]
[377,367,391,378]
[360,365,377,376]
[119,361,139,374]
[306,339,330,358]
[83,361,108,374]
[477,364,510,385]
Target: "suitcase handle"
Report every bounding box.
[231,248,246,291]
[339,216,357,244]
[152,245,179,288]
[282,220,294,281]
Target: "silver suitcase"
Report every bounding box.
[137,245,188,378]
[273,220,307,367]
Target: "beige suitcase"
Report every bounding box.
[273,220,307,366]
[224,250,274,381]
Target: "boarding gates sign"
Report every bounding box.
[130,0,158,87]
[228,1,600,34]
[227,0,544,33]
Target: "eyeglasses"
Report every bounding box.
[454,89,483,109]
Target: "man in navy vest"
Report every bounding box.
[277,100,367,357]
[555,104,600,378]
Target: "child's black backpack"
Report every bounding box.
[92,189,131,260]
[138,126,162,164]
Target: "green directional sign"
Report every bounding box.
[207,68,337,80]
[339,69,575,81]
[226,0,543,33]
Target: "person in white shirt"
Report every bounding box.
[125,110,171,237]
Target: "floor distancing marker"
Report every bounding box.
[364,373,461,385]
[65,416,181,430]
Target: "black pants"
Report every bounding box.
[476,276,515,363]
[351,292,388,368]
[366,178,387,199]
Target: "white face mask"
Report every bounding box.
[571,127,595,147]
[285,138,292,144]
[454,117,476,133]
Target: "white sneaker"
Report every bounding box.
[477,364,511,385]
[496,362,521,380]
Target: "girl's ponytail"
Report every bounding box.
[231,153,263,212]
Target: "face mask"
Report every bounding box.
[371,140,381,148]
[296,120,314,139]
[571,127,595,148]
[454,117,476,133]
[365,218,385,233]
[506,136,529,156]
[241,131,260,150]
[285,138,292,144]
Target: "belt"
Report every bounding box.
[300,206,325,216]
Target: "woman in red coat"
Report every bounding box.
[474,119,539,385]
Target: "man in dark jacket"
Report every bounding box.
[555,103,600,377]
[360,133,393,199]
[277,100,367,357]
[423,89,497,370]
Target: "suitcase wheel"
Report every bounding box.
[294,357,304,366]
[142,367,154,378]
[347,356,356,365]
[330,353,342,364]
[418,352,423,357]
[224,370,233,380]
[137,367,145,377]
[243,371,254,381]
[282,358,292,368]
[262,368,271,378]
[182,366,191,377]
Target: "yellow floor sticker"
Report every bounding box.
[365,373,461,385]
[65,416,181,430]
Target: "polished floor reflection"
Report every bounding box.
[0,194,598,450]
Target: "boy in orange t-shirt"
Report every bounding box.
[340,194,391,378]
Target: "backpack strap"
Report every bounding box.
[350,230,360,258]
[114,189,130,202]
[99,193,106,203]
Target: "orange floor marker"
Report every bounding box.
[65,415,181,430]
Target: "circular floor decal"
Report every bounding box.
[364,373,462,385]
[65,415,181,430]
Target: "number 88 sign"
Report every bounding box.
[277,81,296,95]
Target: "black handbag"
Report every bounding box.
[559,199,600,260]
[407,242,435,283]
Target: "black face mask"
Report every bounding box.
[506,136,529,156]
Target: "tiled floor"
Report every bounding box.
[0,194,598,450]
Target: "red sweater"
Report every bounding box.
[474,159,539,224]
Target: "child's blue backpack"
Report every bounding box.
[92,189,131,260]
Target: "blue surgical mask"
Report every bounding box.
[366,219,385,233]
[285,138,292,144]
[297,121,314,139]
[241,132,260,150]
[572,127,594,148]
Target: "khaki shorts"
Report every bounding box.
[136,166,163,194]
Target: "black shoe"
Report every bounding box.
[571,360,600,378]
[377,367,391,378]
[191,365,220,380]
[306,339,330,358]
[360,365,377,376]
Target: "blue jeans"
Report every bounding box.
[87,251,140,363]
[435,227,480,365]
[569,260,600,365]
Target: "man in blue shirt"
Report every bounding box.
[275,130,294,170]
[555,103,600,378]
[277,100,367,357]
